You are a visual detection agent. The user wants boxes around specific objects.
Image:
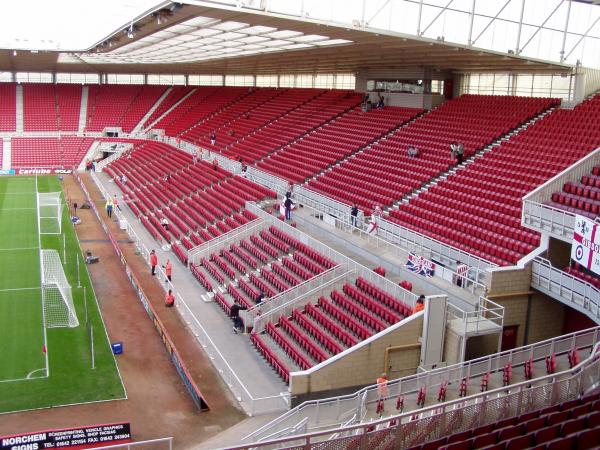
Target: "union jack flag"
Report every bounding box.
[405,253,435,277]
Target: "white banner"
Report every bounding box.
[571,215,600,275]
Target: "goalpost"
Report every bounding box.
[38,192,63,235]
[41,249,79,328]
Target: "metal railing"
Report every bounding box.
[187,217,264,265]
[90,172,290,416]
[246,166,290,196]
[294,197,487,295]
[446,296,505,337]
[242,326,600,444]
[532,257,600,323]
[247,266,353,333]
[230,337,600,449]
[522,147,600,241]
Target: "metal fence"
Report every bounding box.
[246,166,290,196]
[522,147,600,241]
[532,256,600,322]
[241,326,600,445]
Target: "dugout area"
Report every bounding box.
[0,175,125,413]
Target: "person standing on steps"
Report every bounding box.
[210,131,216,146]
[164,259,173,282]
[284,196,294,221]
[105,197,113,218]
[350,204,359,229]
[150,249,158,276]
[231,300,247,333]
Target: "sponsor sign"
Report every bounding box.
[0,423,131,450]
[571,214,600,275]
[16,168,73,175]
[0,170,15,175]
[405,252,435,277]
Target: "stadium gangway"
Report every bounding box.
[532,256,600,324]
[245,166,290,197]
[522,146,600,242]
[291,191,488,297]
[241,326,600,444]
[294,184,496,276]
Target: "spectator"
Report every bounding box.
[231,300,247,333]
[113,195,120,211]
[377,95,385,109]
[451,142,464,164]
[285,183,293,200]
[213,158,219,171]
[367,205,382,235]
[210,132,216,146]
[150,250,158,276]
[120,174,127,185]
[255,291,265,305]
[407,146,419,158]
[165,289,175,307]
[160,217,169,231]
[413,295,425,314]
[105,198,113,218]
[350,204,359,228]
[376,373,388,400]
[164,259,173,282]
[284,196,294,221]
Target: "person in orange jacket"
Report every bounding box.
[165,289,175,307]
[164,259,173,282]
[150,250,158,276]
[413,295,425,314]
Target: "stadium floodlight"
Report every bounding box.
[41,249,79,328]
[38,192,62,235]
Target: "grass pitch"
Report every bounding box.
[0,175,125,413]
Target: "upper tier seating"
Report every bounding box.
[23,84,82,131]
[220,90,359,162]
[142,86,195,129]
[256,106,422,184]
[153,87,247,136]
[86,85,166,132]
[0,83,16,131]
[11,137,93,168]
[181,87,284,149]
[388,94,599,266]
[307,95,558,215]
[409,392,600,450]
[104,141,276,252]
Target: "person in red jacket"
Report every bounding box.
[165,289,175,307]
[150,250,158,276]
[164,259,173,282]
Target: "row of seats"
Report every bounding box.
[251,277,410,381]
[256,106,421,184]
[11,137,93,168]
[408,393,600,450]
[386,94,600,265]
[307,95,557,215]
[23,84,81,131]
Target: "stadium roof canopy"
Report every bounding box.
[0,0,587,75]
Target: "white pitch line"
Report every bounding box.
[26,368,47,379]
[0,287,40,293]
[0,247,39,252]
[0,207,37,211]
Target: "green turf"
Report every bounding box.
[0,176,125,413]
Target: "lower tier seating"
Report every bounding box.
[11,137,93,168]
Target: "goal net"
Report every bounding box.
[41,249,79,328]
[38,192,62,235]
